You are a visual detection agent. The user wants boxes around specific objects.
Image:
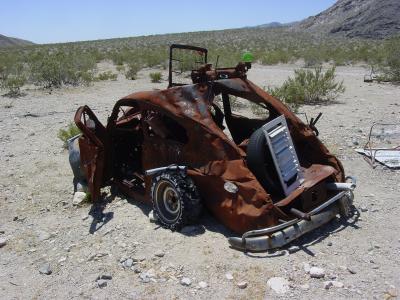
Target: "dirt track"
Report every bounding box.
[1,65,399,299]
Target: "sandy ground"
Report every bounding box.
[0,64,399,300]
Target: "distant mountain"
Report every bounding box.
[295,0,400,39]
[248,21,299,29]
[0,34,34,47]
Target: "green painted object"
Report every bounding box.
[242,52,254,63]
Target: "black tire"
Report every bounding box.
[247,128,281,195]
[151,171,202,231]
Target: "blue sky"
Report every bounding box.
[1,0,336,44]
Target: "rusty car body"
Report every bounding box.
[70,44,356,252]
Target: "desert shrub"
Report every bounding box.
[96,71,118,81]
[150,72,162,83]
[125,63,140,80]
[29,50,96,88]
[116,65,125,72]
[0,62,26,97]
[268,66,345,111]
[260,50,290,65]
[1,74,27,97]
[57,122,81,148]
[380,38,400,82]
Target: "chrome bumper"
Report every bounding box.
[228,177,356,252]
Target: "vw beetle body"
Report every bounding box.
[71,44,356,251]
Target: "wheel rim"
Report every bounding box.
[163,186,180,214]
[154,180,181,223]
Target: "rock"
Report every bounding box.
[73,192,87,206]
[148,210,158,223]
[327,241,333,246]
[324,281,333,289]
[97,279,107,288]
[39,263,52,275]
[139,273,150,283]
[198,281,208,289]
[225,273,234,280]
[98,274,112,280]
[309,267,325,278]
[155,251,165,257]
[303,262,311,273]
[237,281,248,289]
[347,266,357,274]
[300,284,310,291]
[324,281,344,289]
[123,258,134,268]
[180,277,192,286]
[180,225,204,235]
[267,277,290,294]
[386,286,398,297]
[288,245,300,253]
[37,231,53,241]
[0,237,7,248]
[360,206,368,212]
[352,139,359,146]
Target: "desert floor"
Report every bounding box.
[0,64,399,300]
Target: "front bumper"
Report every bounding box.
[228,177,356,252]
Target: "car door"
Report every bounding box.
[74,105,107,201]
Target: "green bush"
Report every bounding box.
[116,65,125,73]
[268,66,345,111]
[0,63,26,97]
[29,51,96,88]
[380,38,400,82]
[96,71,118,81]
[57,122,81,148]
[1,74,26,97]
[150,72,162,83]
[125,63,140,80]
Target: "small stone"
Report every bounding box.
[139,273,150,283]
[0,237,7,248]
[327,241,333,246]
[180,225,204,235]
[360,206,368,212]
[324,281,333,290]
[309,267,325,278]
[347,267,357,274]
[237,281,248,289]
[386,286,398,297]
[303,262,311,273]
[155,251,165,257]
[198,281,208,289]
[288,245,300,253]
[39,263,52,275]
[332,281,344,288]
[267,277,289,294]
[225,273,234,280]
[132,266,142,273]
[148,210,158,223]
[123,258,134,268]
[300,284,310,291]
[97,279,107,288]
[180,277,192,286]
[58,256,67,263]
[73,192,87,206]
[98,274,112,280]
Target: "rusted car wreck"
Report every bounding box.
[70,44,356,252]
